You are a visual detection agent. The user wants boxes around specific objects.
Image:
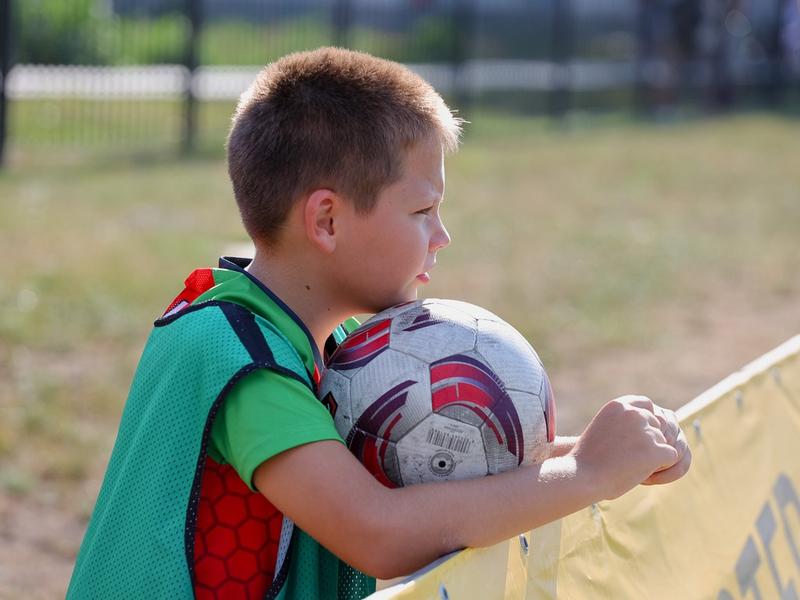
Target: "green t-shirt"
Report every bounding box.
[210,372,343,490]
[192,262,357,491]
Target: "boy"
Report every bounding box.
[68,48,691,599]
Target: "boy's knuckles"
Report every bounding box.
[601,399,626,416]
[624,406,659,429]
[657,418,679,444]
[646,413,663,429]
[649,427,668,444]
[624,395,655,410]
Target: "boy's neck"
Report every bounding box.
[245,250,348,356]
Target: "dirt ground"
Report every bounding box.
[2,291,798,599]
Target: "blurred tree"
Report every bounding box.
[403,15,461,62]
[17,0,106,64]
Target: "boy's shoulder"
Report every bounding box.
[155,256,358,384]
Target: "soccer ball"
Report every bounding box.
[319,299,556,487]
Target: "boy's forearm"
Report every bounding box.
[255,440,601,580]
[257,397,688,580]
[376,454,598,576]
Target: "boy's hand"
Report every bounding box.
[640,403,692,486]
[570,395,682,501]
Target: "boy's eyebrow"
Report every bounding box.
[427,189,443,204]
[422,195,442,207]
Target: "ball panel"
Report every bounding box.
[541,372,557,443]
[505,389,550,465]
[480,419,520,475]
[348,349,431,441]
[326,318,391,374]
[396,413,488,485]
[430,351,528,470]
[475,317,545,394]
[357,301,418,329]
[388,302,477,364]
[427,298,503,322]
[317,369,353,436]
[346,427,402,488]
[436,404,486,430]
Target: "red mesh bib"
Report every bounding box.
[193,457,283,599]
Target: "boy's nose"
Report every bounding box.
[431,219,451,251]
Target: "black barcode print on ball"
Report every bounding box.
[427,428,472,453]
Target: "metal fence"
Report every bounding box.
[1,0,798,165]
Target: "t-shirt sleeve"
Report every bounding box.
[210,368,345,491]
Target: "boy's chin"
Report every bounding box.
[365,289,418,314]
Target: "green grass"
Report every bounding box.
[1,113,799,512]
[442,112,800,348]
[8,99,238,162]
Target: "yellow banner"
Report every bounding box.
[372,335,800,600]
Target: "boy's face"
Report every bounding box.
[333,136,451,313]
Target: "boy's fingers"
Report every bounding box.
[655,407,680,446]
[643,411,663,431]
[625,396,656,413]
[674,428,689,456]
[641,445,692,485]
[624,397,680,445]
[628,398,679,442]
[624,396,680,441]
[656,439,680,468]
[653,426,688,470]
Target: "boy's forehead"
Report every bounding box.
[401,165,444,204]
[402,138,445,189]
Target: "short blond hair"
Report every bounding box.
[227,47,462,242]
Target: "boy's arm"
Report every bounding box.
[549,435,580,458]
[254,395,688,579]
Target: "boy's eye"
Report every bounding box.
[416,206,434,215]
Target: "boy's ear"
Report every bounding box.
[303,188,340,254]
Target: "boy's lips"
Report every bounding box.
[417,259,436,283]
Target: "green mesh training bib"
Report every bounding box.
[68,300,374,599]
